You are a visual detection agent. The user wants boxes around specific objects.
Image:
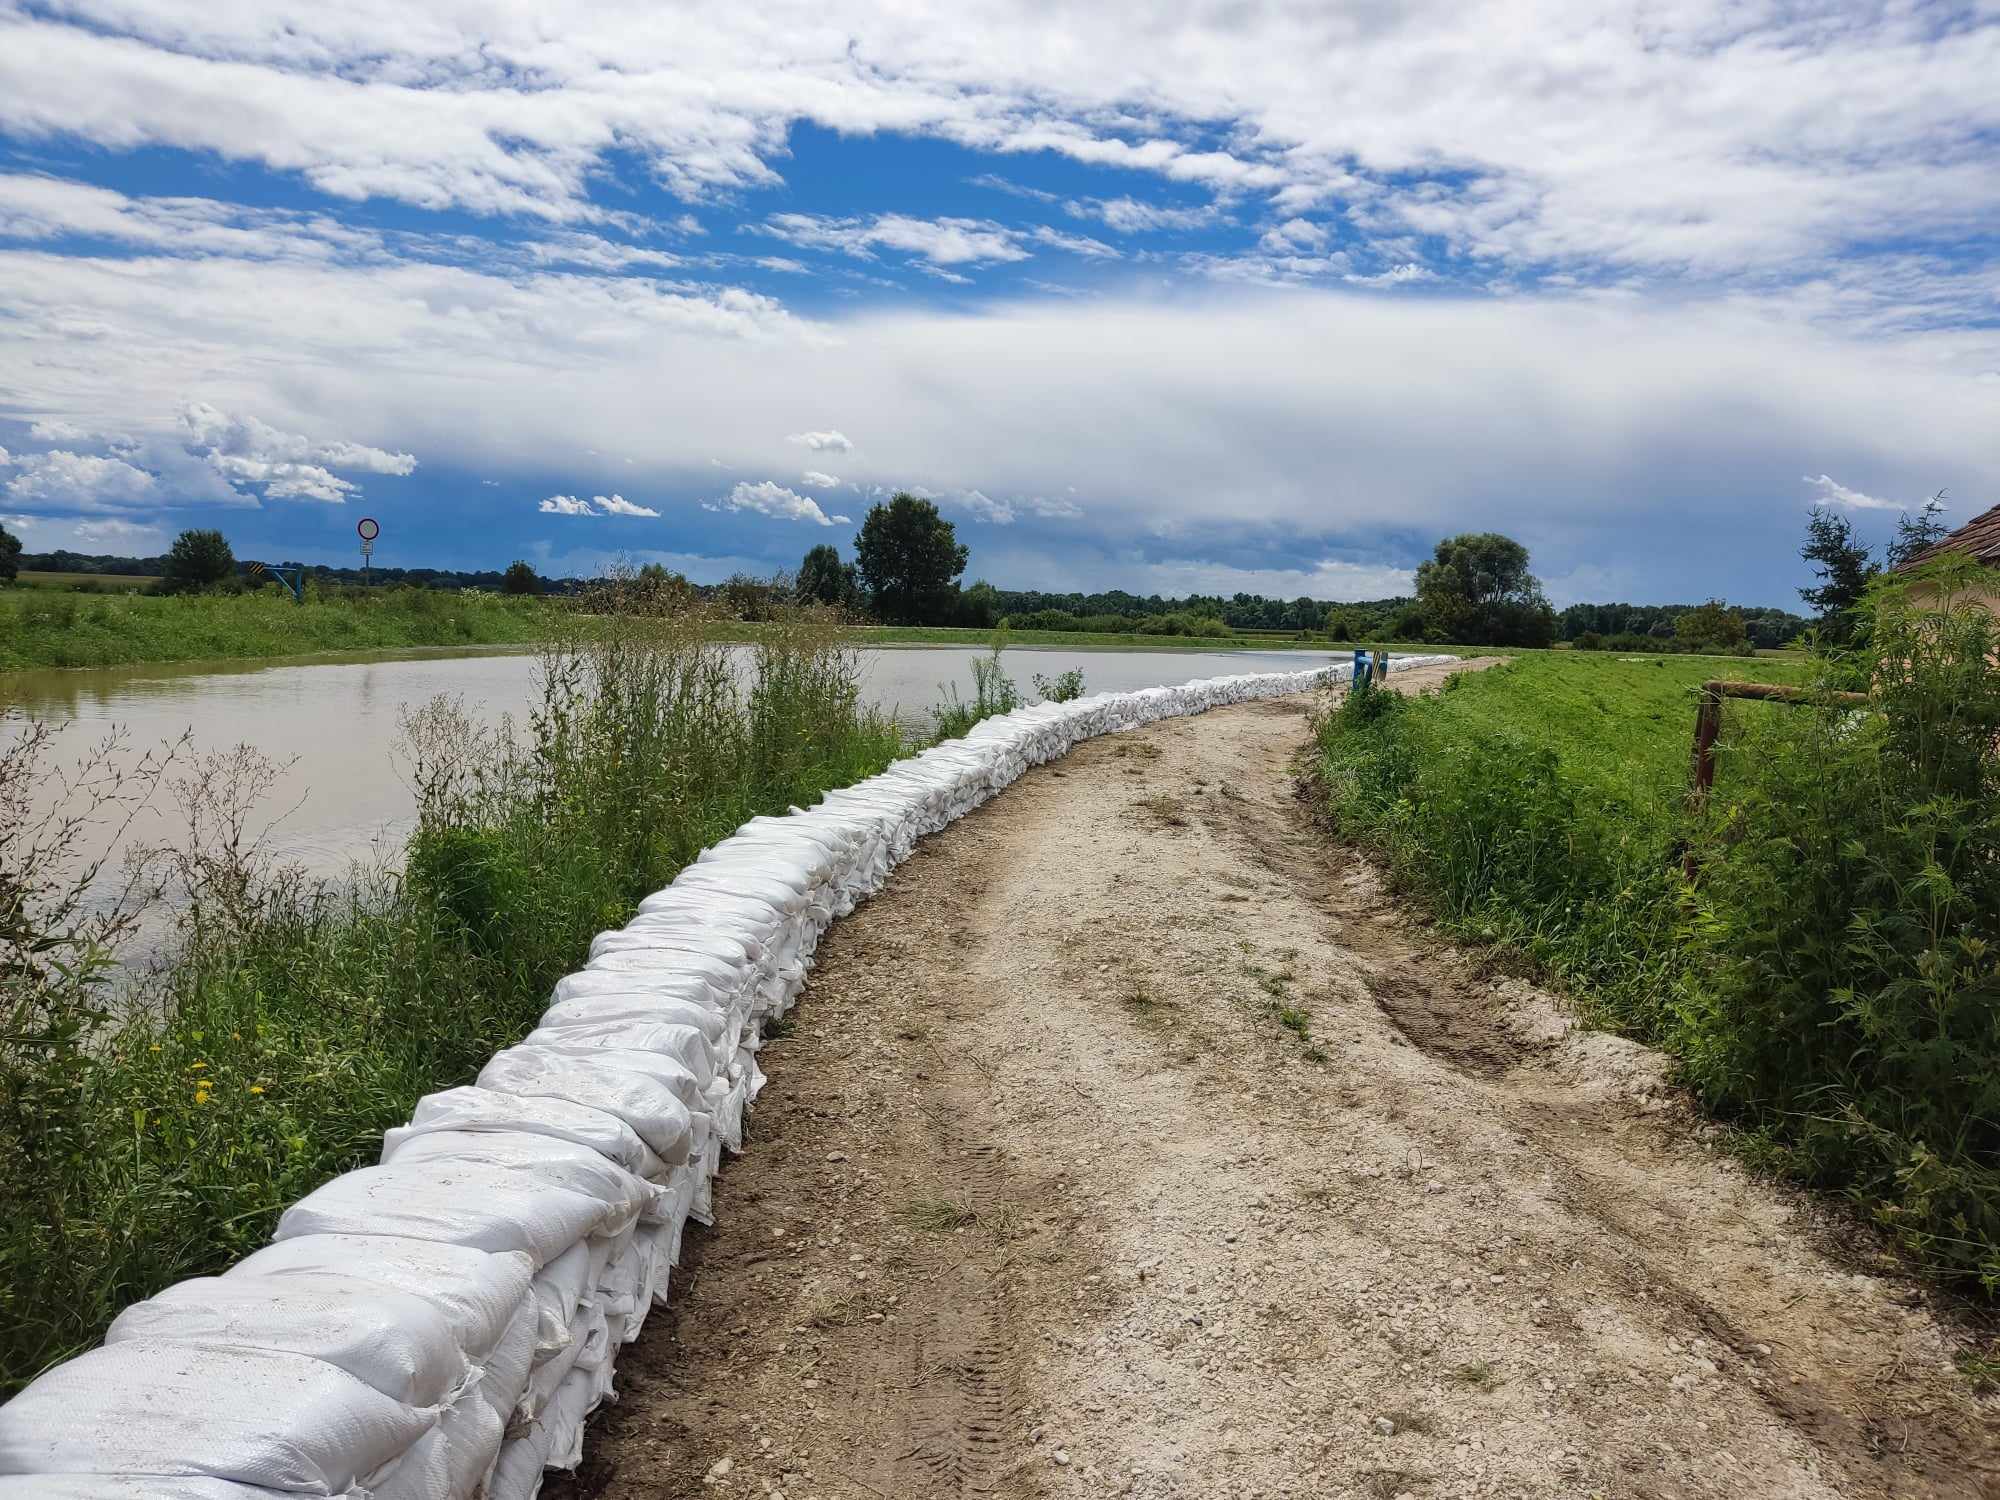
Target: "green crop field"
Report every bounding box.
[14,571,159,591]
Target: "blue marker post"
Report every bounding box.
[1352,647,1372,690]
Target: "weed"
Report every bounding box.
[1447,1360,1504,1391]
[1134,794,1190,829]
[899,1198,980,1232]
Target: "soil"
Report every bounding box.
[548,659,1999,1500]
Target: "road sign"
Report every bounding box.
[357,517,380,542]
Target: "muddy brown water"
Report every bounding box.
[2,643,1349,952]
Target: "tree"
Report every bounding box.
[159,528,235,593]
[797,544,853,609]
[0,520,20,584]
[1798,508,1876,641]
[501,560,540,595]
[853,493,968,625]
[1674,599,1748,654]
[1886,491,1950,570]
[1412,532,1556,646]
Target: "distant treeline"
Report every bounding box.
[20,548,1809,650]
[19,551,581,595]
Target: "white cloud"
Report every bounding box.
[1259,219,1329,254]
[707,480,850,526]
[1344,263,1435,289]
[1030,226,1119,260]
[759,213,1031,269]
[26,417,90,442]
[180,402,415,476]
[786,430,854,453]
[2,449,156,510]
[1067,197,1220,234]
[0,1,1993,300]
[539,491,660,517]
[799,469,841,488]
[594,494,661,517]
[1802,473,1905,512]
[72,517,164,546]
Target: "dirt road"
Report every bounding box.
[555,661,1997,1500]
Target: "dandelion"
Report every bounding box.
[247,1085,265,1095]
[148,1044,162,1053]
[189,1061,207,1071]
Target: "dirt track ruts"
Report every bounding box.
[551,660,1998,1500]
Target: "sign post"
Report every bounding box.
[357,517,380,584]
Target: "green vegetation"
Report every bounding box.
[1414,532,1557,647]
[929,638,1026,739]
[0,585,557,671]
[854,493,969,625]
[15,571,162,592]
[1314,559,2000,1289]
[0,595,903,1392]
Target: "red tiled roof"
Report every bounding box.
[1897,501,2000,572]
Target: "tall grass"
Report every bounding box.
[0,589,902,1392]
[1312,561,2000,1289]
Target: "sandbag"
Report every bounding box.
[383,1087,666,1182]
[475,1049,697,1166]
[230,1237,532,1365]
[106,1274,467,1408]
[0,1342,435,1496]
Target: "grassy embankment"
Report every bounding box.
[0,598,908,1393]
[1314,576,2000,1295]
[0,586,556,672]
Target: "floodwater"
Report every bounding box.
[3,643,1343,930]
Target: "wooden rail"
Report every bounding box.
[1688,679,1871,798]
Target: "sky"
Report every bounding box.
[0,2,1996,608]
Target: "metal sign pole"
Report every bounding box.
[357,517,380,585]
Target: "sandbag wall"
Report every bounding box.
[0,658,1453,1500]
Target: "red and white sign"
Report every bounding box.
[357,517,380,541]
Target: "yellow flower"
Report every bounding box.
[148,1044,162,1053]
[247,1085,265,1095]
[189,1061,207,1071]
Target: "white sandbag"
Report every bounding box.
[537,992,734,1059]
[230,1237,532,1366]
[373,1133,659,1231]
[0,1342,434,1496]
[383,1087,666,1182]
[0,1480,292,1499]
[521,1020,712,1088]
[274,1161,640,1268]
[475,1048,697,1167]
[106,1274,467,1408]
[550,966,739,1017]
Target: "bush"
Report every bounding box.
[1676,558,2000,1285]
[931,639,1021,739]
[1032,667,1086,704]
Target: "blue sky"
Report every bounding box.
[0,3,1996,607]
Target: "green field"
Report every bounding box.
[0,586,556,672]
[14,571,159,591]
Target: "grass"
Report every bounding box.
[1447,1360,1505,1391]
[0,585,556,672]
[897,1198,981,1232]
[0,595,907,1393]
[1313,570,2000,1293]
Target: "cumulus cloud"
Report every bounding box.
[2,450,156,509]
[799,470,841,488]
[594,494,661,517]
[787,430,854,453]
[73,517,164,545]
[1344,264,1435,288]
[1067,197,1220,234]
[538,493,660,517]
[1802,473,1905,512]
[707,480,850,526]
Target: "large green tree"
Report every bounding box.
[0,520,20,584]
[1412,532,1556,646]
[1886,493,1950,570]
[501,560,540,595]
[797,543,857,610]
[854,493,968,625]
[159,528,235,593]
[1798,508,1876,641]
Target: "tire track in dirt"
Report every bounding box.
[553,659,1997,1500]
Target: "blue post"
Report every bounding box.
[1352,647,1371,690]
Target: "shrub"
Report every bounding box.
[931,638,1021,739]
[1032,667,1086,704]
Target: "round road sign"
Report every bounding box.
[357,517,380,542]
